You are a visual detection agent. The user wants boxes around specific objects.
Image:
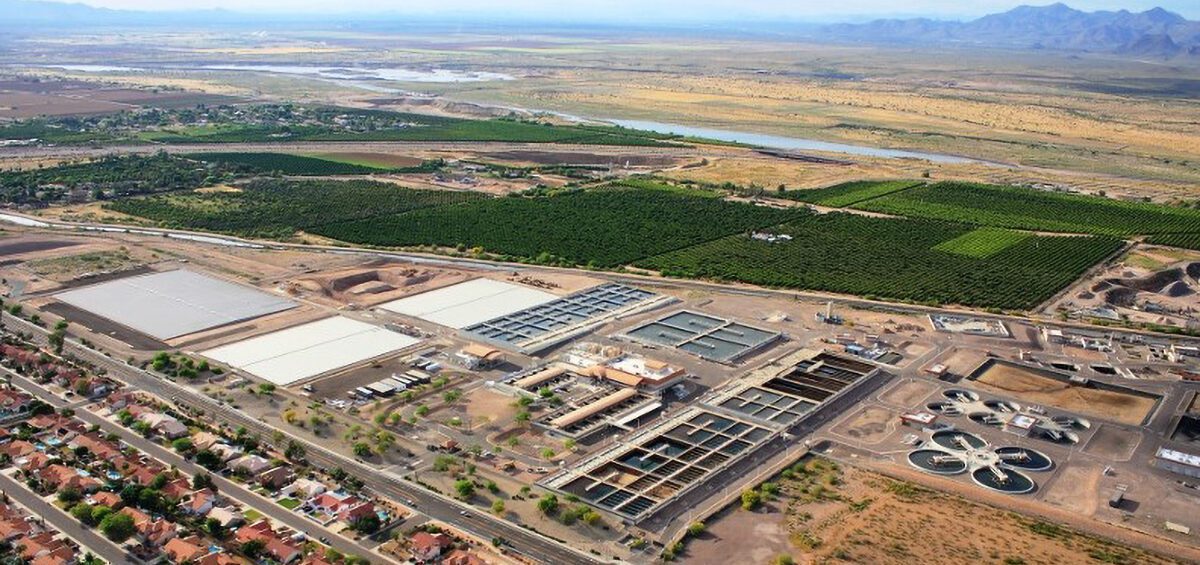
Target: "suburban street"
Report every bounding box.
[1,311,607,565]
[5,370,387,562]
[0,472,131,564]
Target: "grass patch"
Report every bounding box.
[277,498,301,510]
[932,228,1031,258]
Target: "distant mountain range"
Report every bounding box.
[2,1,1199,59]
[821,3,1200,58]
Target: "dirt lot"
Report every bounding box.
[879,379,938,408]
[1045,245,1200,331]
[288,260,473,308]
[973,363,1158,426]
[829,405,896,444]
[310,152,424,168]
[0,76,235,118]
[684,458,1182,565]
[482,150,683,168]
[1081,424,1141,462]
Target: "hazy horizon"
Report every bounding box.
[27,0,1200,21]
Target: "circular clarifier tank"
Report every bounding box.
[968,412,1003,426]
[972,466,1036,494]
[927,402,962,416]
[984,399,1020,413]
[943,389,979,403]
[931,430,987,451]
[908,450,967,475]
[995,447,1053,472]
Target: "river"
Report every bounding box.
[609,119,982,164]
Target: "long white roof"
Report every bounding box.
[379,278,557,329]
[56,270,296,340]
[203,317,419,385]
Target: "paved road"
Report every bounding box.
[0,472,133,564]
[1,313,606,565]
[5,371,383,563]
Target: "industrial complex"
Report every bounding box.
[4,225,1200,564]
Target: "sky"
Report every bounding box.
[36,0,1200,20]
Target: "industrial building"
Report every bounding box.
[379,278,558,329]
[465,283,671,354]
[202,317,420,385]
[55,269,296,340]
[505,364,662,440]
[541,349,881,522]
[623,310,781,363]
[1156,447,1200,479]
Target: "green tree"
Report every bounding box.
[352,442,372,458]
[70,502,96,526]
[741,489,762,511]
[192,472,214,491]
[100,512,135,542]
[454,479,475,500]
[537,493,559,515]
[687,521,706,537]
[240,539,266,559]
[57,487,82,505]
[350,514,381,534]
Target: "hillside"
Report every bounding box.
[822,3,1200,58]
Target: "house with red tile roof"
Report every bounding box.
[137,413,189,439]
[410,531,453,563]
[0,514,36,542]
[119,507,178,547]
[234,520,301,564]
[28,414,87,440]
[0,388,33,418]
[197,553,249,565]
[257,465,294,490]
[20,452,54,471]
[69,432,124,460]
[87,491,123,510]
[162,477,193,500]
[164,535,208,563]
[443,549,487,565]
[186,489,219,516]
[38,464,101,493]
[309,491,375,523]
[0,439,38,459]
[17,532,75,564]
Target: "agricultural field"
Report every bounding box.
[0,153,249,205]
[312,185,800,267]
[852,182,1200,237]
[105,178,482,239]
[183,152,441,176]
[0,102,685,147]
[635,211,1123,310]
[781,180,923,207]
[1145,233,1200,251]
